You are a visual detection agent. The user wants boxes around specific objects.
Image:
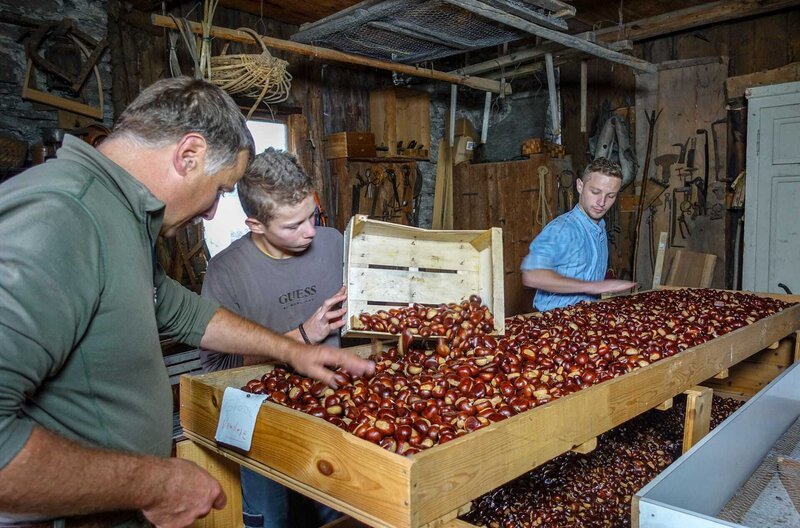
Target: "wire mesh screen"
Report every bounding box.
[719,416,800,527]
[291,0,566,64]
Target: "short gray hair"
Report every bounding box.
[108,77,255,174]
[238,148,313,224]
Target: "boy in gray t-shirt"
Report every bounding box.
[200,148,344,528]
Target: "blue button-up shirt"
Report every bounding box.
[521,205,609,311]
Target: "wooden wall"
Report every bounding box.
[560,8,800,289]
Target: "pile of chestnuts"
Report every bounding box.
[242,289,791,456]
[354,294,495,338]
[462,395,744,528]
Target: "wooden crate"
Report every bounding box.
[324,132,377,160]
[370,87,430,159]
[179,292,800,528]
[342,214,505,338]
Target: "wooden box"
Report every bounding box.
[179,292,800,528]
[342,214,505,338]
[370,88,430,159]
[324,132,377,160]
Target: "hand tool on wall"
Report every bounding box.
[631,108,661,284]
[696,128,710,214]
[653,154,678,188]
[386,168,401,207]
[685,137,697,170]
[671,187,692,248]
[368,168,383,218]
[711,119,728,182]
[691,177,706,217]
[351,171,367,216]
[673,141,687,165]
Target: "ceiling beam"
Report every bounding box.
[454,39,632,77]
[451,0,800,77]
[151,14,511,94]
[486,41,633,80]
[443,0,656,73]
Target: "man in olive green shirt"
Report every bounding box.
[0,78,373,528]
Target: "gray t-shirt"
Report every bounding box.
[199,227,343,372]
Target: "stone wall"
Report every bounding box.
[0,0,112,157]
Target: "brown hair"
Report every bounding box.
[582,157,623,181]
[237,148,313,224]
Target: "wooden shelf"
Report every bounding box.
[347,156,426,163]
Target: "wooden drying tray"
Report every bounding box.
[180,290,800,528]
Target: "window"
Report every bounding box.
[203,120,287,257]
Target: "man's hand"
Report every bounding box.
[288,344,375,387]
[588,279,637,295]
[302,286,348,343]
[141,458,226,528]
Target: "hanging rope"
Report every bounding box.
[534,165,553,227]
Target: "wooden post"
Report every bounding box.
[682,386,713,454]
[151,15,510,95]
[580,61,587,133]
[794,331,800,363]
[176,440,242,528]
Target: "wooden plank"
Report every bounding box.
[176,440,242,528]
[665,250,717,288]
[22,84,103,119]
[682,385,713,453]
[795,331,800,363]
[651,232,669,289]
[444,0,657,73]
[150,15,509,95]
[703,358,793,396]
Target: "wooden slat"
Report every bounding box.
[150,15,510,95]
[682,385,713,453]
[348,268,481,305]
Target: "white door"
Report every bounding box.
[743,82,800,295]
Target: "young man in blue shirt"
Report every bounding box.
[521,157,636,311]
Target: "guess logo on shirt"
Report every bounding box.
[278,286,317,307]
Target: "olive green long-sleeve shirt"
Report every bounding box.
[0,136,219,469]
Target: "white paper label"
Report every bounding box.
[214,387,267,451]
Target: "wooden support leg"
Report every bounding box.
[176,440,242,528]
[682,386,713,454]
[655,398,673,411]
[571,437,597,454]
[420,503,472,528]
[794,331,800,363]
[713,369,729,379]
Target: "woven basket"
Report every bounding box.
[211,27,291,118]
[0,136,27,169]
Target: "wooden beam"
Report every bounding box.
[452,0,800,77]
[150,14,511,95]
[726,61,800,100]
[486,41,633,79]
[478,0,568,30]
[443,0,656,73]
